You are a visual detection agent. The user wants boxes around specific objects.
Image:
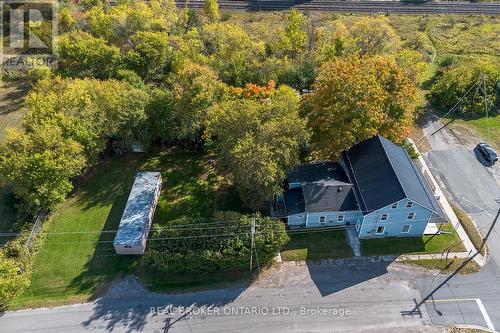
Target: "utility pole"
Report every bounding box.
[482,74,491,141]
[249,218,256,271]
[418,75,482,142]
[406,201,500,315]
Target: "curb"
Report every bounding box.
[407,138,487,267]
[452,324,497,333]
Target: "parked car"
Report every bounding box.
[476,143,498,164]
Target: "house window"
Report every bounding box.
[319,216,326,223]
[380,214,389,221]
[407,212,415,220]
[376,226,385,234]
[337,214,345,222]
[406,201,413,208]
[391,202,398,209]
[401,224,411,233]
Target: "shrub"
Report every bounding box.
[0,234,32,310]
[430,59,500,117]
[27,65,53,85]
[146,214,289,274]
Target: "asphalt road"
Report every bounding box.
[0,261,434,333]
[417,115,500,330]
[176,0,500,15]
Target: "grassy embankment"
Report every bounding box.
[404,258,480,274]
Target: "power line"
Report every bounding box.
[0,220,250,237]
[0,215,449,241]
[415,75,484,144]
[42,224,250,235]
[404,200,500,316]
[480,74,492,141]
[42,232,253,245]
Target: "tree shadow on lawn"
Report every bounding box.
[0,80,29,115]
[146,148,247,223]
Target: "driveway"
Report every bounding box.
[417,115,500,330]
[0,261,432,333]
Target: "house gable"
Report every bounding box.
[283,162,358,218]
[341,135,444,218]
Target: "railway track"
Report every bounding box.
[175,0,500,15]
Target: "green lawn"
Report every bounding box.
[453,114,500,150]
[280,230,353,261]
[404,258,480,275]
[452,204,486,256]
[361,223,465,256]
[12,148,246,309]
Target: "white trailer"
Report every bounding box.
[113,172,162,255]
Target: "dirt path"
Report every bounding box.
[0,79,29,142]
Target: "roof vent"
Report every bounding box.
[338,187,343,192]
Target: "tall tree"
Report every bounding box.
[349,17,401,56]
[273,9,308,59]
[0,125,86,214]
[124,31,171,80]
[314,20,352,62]
[205,84,309,209]
[430,59,500,117]
[25,77,150,161]
[148,63,228,143]
[204,0,220,22]
[57,30,121,79]
[201,22,265,86]
[304,56,419,159]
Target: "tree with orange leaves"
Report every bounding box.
[231,81,276,100]
[303,55,420,160]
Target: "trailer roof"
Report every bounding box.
[113,172,161,247]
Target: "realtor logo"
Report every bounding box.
[1,0,57,69]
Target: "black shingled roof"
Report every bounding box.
[287,162,352,186]
[284,162,358,215]
[302,184,358,212]
[284,188,305,216]
[342,135,443,216]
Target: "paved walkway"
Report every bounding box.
[396,252,470,261]
[407,139,485,267]
[346,227,362,257]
